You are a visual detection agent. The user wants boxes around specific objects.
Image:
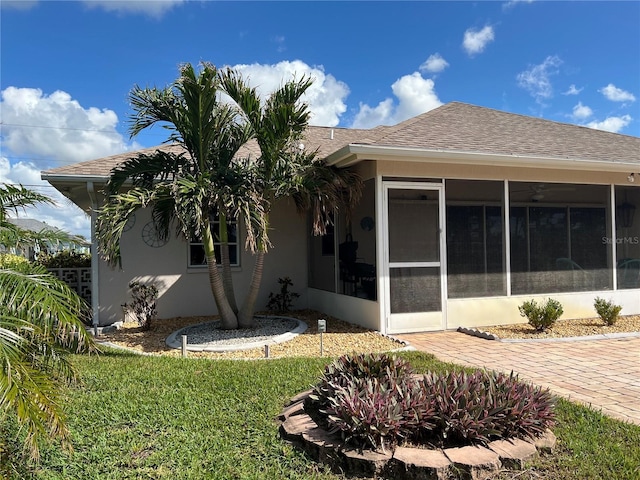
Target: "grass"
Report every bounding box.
[2,350,639,480]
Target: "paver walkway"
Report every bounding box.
[397,332,640,425]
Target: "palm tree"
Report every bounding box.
[220,69,363,327]
[97,62,362,330]
[0,184,96,461]
[96,62,265,330]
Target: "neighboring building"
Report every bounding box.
[42,102,640,333]
[2,218,90,260]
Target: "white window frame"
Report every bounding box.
[188,215,240,268]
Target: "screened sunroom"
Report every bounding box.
[308,177,640,334]
[303,102,640,333]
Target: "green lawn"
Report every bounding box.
[3,350,639,479]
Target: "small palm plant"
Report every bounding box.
[1,184,97,461]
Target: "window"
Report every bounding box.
[615,186,640,289]
[509,183,612,294]
[446,180,506,298]
[188,216,239,268]
[308,178,377,300]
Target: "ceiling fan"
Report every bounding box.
[512,184,576,202]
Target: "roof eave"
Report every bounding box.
[326,144,638,172]
[41,173,110,183]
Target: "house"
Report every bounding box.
[1,218,90,260]
[42,102,640,334]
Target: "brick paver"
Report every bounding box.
[397,332,640,425]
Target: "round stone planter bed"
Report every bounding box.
[278,390,556,480]
[165,315,307,352]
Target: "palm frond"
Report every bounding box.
[219,69,263,133]
[96,187,156,266]
[284,153,364,235]
[0,267,95,353]
[0,350,71,461]
[128,85,180,140]
[106,150,188,195]
[0,184,55,220]
[0,264,97,461]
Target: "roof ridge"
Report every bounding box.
[367,102,454,145]
[447,101,640,140]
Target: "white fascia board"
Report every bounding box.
[41,173,109,183]
[326,144,639,173]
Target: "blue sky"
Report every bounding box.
[1,0,639,238]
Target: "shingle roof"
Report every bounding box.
[42,126,379,178]
[366,102,639,164]
[7,218,57,232]
[42,102,639,179]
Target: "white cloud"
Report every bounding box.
[1,87,134,165]
[351,72,442,129]
[462,25,495,56]
[229,60,349,127]
[419,53,449,74]
[0,87,137,238]
[0,157,91,238]
[503,0,534,10]
[516,55,563,103]
[272,35,286,53]
[81,0,185,18]
[586,115,632,133]
[563,84,582,96]
[572,102,593,120]
[1,0,38,10]
[600,84,636,103]
[351,99,394,130]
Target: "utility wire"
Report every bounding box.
[1,182,59,188]
[0,121,120,133]
[0,121,169,137]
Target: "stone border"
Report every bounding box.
[279,390,556,479]
[165,315,308,352]
[86,321,123,336]
[457,326,640,343]
[457,327,500,341]
[500,331,640,343]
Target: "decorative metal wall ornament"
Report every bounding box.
[141,221,168,248]
[123,213,136,232]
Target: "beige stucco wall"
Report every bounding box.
[446,290,640,330]
[308,288,379,331]
[375,160,632,186]
[97,198,309,324]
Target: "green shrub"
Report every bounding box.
[0,253,31,271]
[126,281,158,330]
[518,298,563,332]
[307,354,556,452]
[37,250,91,268]
[594,297,622,326]
[266,276,300,312]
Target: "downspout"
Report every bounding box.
[86,182,100,334]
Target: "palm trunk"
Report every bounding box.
[203,222,237,329]
[238,248,265,328]
[218,214,238,314]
